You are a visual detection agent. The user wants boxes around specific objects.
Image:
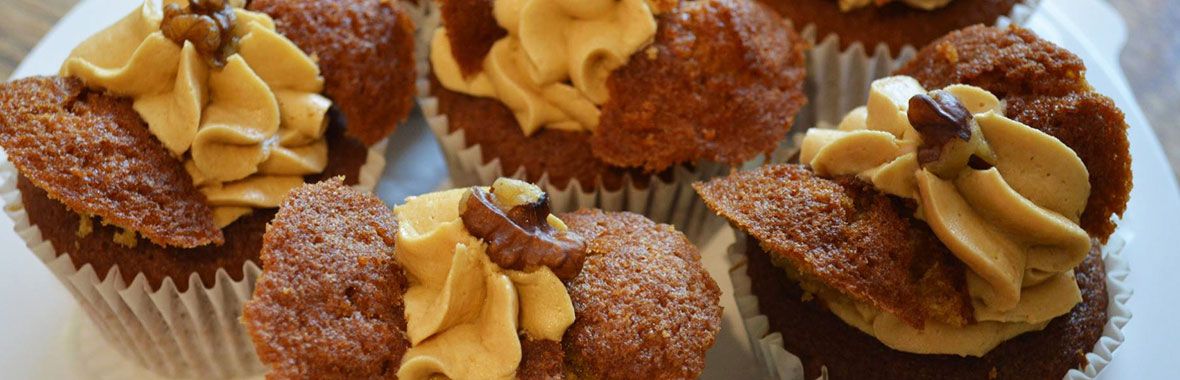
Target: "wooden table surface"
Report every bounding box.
[2,0,1177,180]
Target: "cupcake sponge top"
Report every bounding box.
[695,164,974,328]
[0,76,222,248]
[561,209,723,379]
[248,0,417,146]
[243,178,409,379]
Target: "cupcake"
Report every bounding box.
[0,0,415,376]
[419,0,808,238]
[758,0,1040,127]
[695,25,1132,379]
[243,177,723,379]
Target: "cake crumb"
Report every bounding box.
[937,42,959,64]
[0,76,222,248]
[113,228,138,248]
[76,213,93,238]
[1076,349,1090,368]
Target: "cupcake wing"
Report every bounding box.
[243,178,408,379]
[0,76,221,248]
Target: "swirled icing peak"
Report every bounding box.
[395,179,578,379]
[838,0,953,12]
[431,0,659,135]
[799,76,1091,356]
[61,0,330,228]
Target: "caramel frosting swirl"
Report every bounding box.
[61,0,329,228]
[395,180,576,379]
[799,76,1091,356]
[431,0,659,135]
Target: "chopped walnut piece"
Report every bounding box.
[491,178,545,209]
[908,90,995,177]
[161,0,238,68]
[459,186,587,280]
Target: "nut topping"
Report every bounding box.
[460,186,587,280]
[162,0,238,68]
[909,90,972,161]
[908,90,996,177]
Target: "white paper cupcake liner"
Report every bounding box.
[726,229,1131,380]
[792,0,1041,133]
[0,140,388,378]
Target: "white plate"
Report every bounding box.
[2,0,1178,378]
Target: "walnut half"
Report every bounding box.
[161,0,238,68]
[908,90,995,177]
[459,184,587,281]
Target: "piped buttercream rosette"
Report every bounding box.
[431,0,658,135]
[797,76,1093,356]
[62,0,332,228]
[394,180,577,379]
